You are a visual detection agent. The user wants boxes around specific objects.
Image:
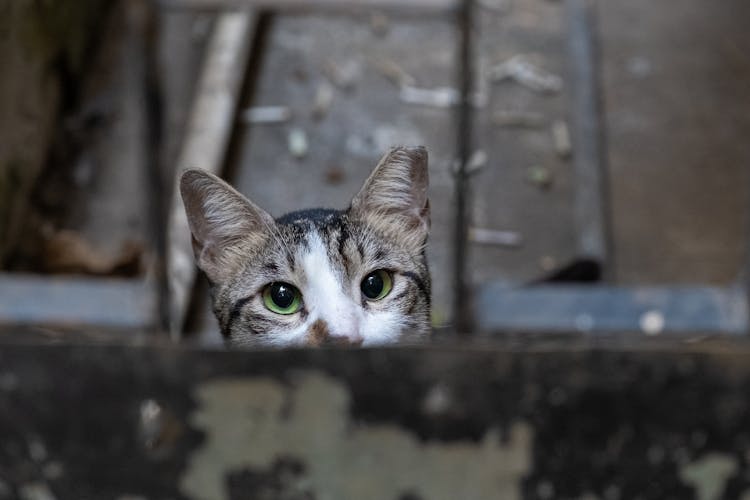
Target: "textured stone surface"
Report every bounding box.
[2,340,750,498]
[600,0,750,284]
[469,0,577,285]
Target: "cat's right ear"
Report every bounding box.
[180,169,274,282]
[350,146,430,250]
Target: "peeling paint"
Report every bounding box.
[577,494,600,500]
[181,371,533,500]
[17,482,56,500]
[679,452,738,500]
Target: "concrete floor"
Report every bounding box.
[187,0,750,341]
[601,0,750,285]
[469,0,577,285]
[469,0,750,288]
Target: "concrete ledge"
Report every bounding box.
[0,341,750,498]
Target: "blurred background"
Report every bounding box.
[4,3,750,498]
[0,0,749,343]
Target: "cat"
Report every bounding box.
[180,146,431,347]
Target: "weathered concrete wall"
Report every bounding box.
[0,1,108,264]
[1,341,750,499]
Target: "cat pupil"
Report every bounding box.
[361,272,384,299]
[270,283,295,308]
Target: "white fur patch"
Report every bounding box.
[301,233,364,344]
[360,310,406,346]
[248,230,410,347]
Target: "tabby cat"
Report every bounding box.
[180,146,431,347]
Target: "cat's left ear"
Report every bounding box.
[180,169,274,282]
[350,146,430,246]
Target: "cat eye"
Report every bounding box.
[262,282,302,315]
[360,270,393,301]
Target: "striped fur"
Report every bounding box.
[180,146,431,348]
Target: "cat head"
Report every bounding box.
[180,146,431,348]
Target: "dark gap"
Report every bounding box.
[452,0,475,334]
[221,12,274,183]
[140,3,169,331]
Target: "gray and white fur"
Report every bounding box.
[180,146,431,347]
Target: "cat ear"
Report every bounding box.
[180,169,274,282]
[350,146,430,247]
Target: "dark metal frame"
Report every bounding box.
[475,0,750,336]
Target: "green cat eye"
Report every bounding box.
[263,282,302,315]
[361,270,393,301]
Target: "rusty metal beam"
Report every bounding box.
[566,0,612,275]
[160,0,459,12]
[476,283,748,335]
[452,0,474,334]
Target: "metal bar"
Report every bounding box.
[566,0,612,275]
[0,274,156,329]
[746,187,750,335]
[166,11,258,339]
[452,0,474,333]
[134,0,170,332]
[476,283,749,334]
[160,0,459,12]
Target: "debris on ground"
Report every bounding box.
[466,150,488,175]
[311,82,334,120]
[551,119,572,158]
[477,0,512,13]
[42,229,142,276]
[322,59,361,91]
[370,56,417,88]
[492,110,546,128]
[324,165,346,185]
[430,306,447,328]
[239,106,292,124]
[471,88,489,108]
[527,165,553,189]
[369,12,390,37]
[640,310,665,335]
[489,55,563,94]
[400,85,460,107]
[539,255,558,272]
[287,127,309,159]
[451,150,488,175]
[626,55,653,78]
[469,227,523,247]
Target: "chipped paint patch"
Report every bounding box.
[577,494,599,500]
[679,452,738,500]
[181,371,532,500]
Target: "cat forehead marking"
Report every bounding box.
[299,231,363,344]
[276,208,342,227]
